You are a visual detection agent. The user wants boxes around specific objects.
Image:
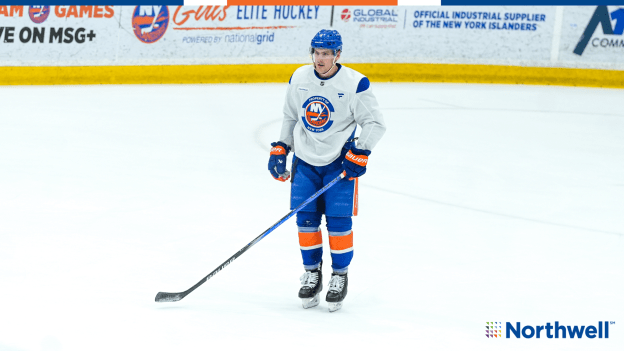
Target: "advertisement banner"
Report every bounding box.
[0,5,331,66]
[559,6,624,68]
[0,5,623,70]
[120,5,331,65]
[0,6,118,66]
[333,6,555,64]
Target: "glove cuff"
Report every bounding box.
[270,141,290,156]
[349,146,371,157]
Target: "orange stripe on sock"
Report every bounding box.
[299,231,322,247]
[329,232,353,251]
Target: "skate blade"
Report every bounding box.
[328,301,343,312]
[301,294,320,309]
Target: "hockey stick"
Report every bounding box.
[141,6,161,34]
[155,171,347,302]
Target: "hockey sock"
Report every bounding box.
[326,216,353,273]
[297,211,323,270]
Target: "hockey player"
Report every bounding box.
[268,29,386,312]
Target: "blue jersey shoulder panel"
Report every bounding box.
[356,77,370,93]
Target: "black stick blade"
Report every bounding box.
[155,291,185,302]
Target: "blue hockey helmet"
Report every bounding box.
[310,29,342,55]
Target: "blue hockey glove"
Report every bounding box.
[268,141,291,182]
[343,147,371,180]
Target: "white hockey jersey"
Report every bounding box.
[279,64,386,167]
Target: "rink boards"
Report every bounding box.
[0,5,623,87]
[2,63,624,88]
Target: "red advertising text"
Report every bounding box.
[173,6,228,25]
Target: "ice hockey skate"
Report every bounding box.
[298,262,323,309]
[326,273,348,312]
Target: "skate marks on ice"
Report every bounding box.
[379,98,624,237]
[364,184,623,237]
[254,117,282,152]
[384,103,624,119]
[0,343,27,351]
[253,109,623,238]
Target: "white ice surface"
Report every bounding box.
[0,83,622,351]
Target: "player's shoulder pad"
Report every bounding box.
[289,65,313,85]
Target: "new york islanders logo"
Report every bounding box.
[132,6,169,44]
[302,96,335,133]
[29,6,50,24]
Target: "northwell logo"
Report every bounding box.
[487,321,614,339]
[485,322,502,338]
